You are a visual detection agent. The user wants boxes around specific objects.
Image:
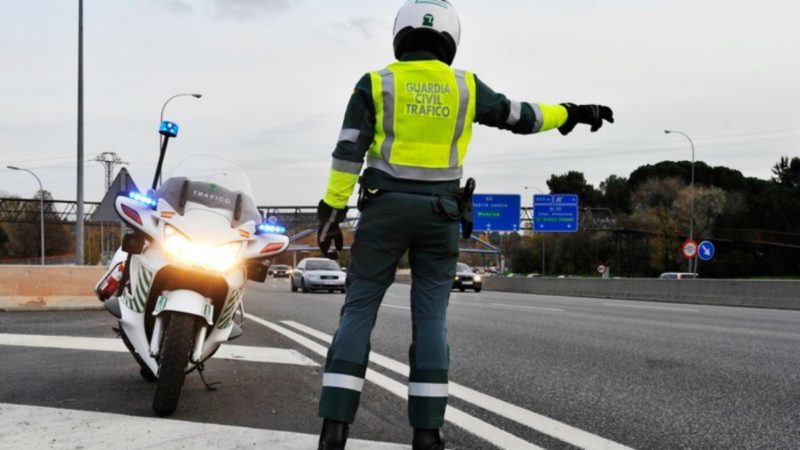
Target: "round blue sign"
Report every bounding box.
[698,241,715,261]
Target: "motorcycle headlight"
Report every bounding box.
[164,225,242,273]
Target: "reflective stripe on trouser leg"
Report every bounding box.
[319,278,389,423]
[406,217,459,429]
[319,358,369,423]
[319,198,412,422]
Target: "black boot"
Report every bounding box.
[412,428,445,450]
[318,419,349,450]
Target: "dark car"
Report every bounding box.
[269,264,292,278]
[291,258,347,293]
[453,263,482,292]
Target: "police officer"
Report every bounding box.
[316,1,614,449]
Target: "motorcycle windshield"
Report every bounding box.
[157,156,260,226]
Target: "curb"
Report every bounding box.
[0,296,104,312]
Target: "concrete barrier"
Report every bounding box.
[394,274,800,310]
[0,266,105,311]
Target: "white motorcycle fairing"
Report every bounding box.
[99,156,290,416]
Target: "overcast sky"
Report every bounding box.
[1,0,799,206]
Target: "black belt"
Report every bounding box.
[358,179,476,240]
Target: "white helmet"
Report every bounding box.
[393,0,461,65]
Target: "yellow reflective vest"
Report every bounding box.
[367,60,477,182]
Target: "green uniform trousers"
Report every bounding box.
[318,192,460,429]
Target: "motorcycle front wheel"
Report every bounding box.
[152,313,196,416]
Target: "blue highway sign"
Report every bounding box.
[473,194,521,232]
[698,241,716,261]
[533,194,579,233]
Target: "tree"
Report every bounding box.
[0,225,9,256]
[628,161,747,193]
[508,236,539,274]
[599,175,629,213]
[629,177,686,272]
[771,156,800,188]
[672,185,728,239]
[1,190,73,260]
[546,171,601,206]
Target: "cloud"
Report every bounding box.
[346,16,382,38]
[316,16,385,41]
[210,0,293,19]
[154,0,295,20]
[155,0,195,14]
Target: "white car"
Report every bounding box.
[659,272,699,280]
[291,258,347,293]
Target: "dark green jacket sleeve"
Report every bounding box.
[474,75,568,134]
[323,74,375,209]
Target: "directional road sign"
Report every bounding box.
[472,194,521,232]
[698,241,716,261]
[533,194,579,233]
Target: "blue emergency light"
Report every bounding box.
[257,224,287,235]
[128,191,158,208]
[159,121,180,138]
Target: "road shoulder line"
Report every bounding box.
[278,319,633,450]
[0,402,407,449]
[245,314,543,450]
[0,333,318,367]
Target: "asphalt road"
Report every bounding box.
[2,280,800,449]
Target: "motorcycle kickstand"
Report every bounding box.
[196,363,220,391]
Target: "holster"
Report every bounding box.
[458,178,476,239]
[357,185,376,212]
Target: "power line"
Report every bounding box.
[92,152,128,190]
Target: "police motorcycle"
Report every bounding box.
[95,121,289,416]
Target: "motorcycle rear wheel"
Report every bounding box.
[152,313,196,416]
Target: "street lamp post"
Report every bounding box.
[8,166,45,265]
[665,130,696,273]
[160,93,202,126]
[524,185,547,276]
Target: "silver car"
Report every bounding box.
[291,258,347,293]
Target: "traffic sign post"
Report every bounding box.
[533,194,579,233]
[472,194,521,232]
[681,240,699,260]
[698,241,715,262]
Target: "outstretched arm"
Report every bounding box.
[474,76,613,135]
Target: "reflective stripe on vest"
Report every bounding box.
[367,61,477,181]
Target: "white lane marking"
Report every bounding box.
[0,402,408,450]
[280,320,633,450]
[0,333,318,367]
[383,304,411,311]
[245,314,543,450]
[602,303,701,313]
[216,344,318,366]
[491,303,565,313]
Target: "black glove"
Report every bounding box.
[317,200,348,260]
[558,103,615,135]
